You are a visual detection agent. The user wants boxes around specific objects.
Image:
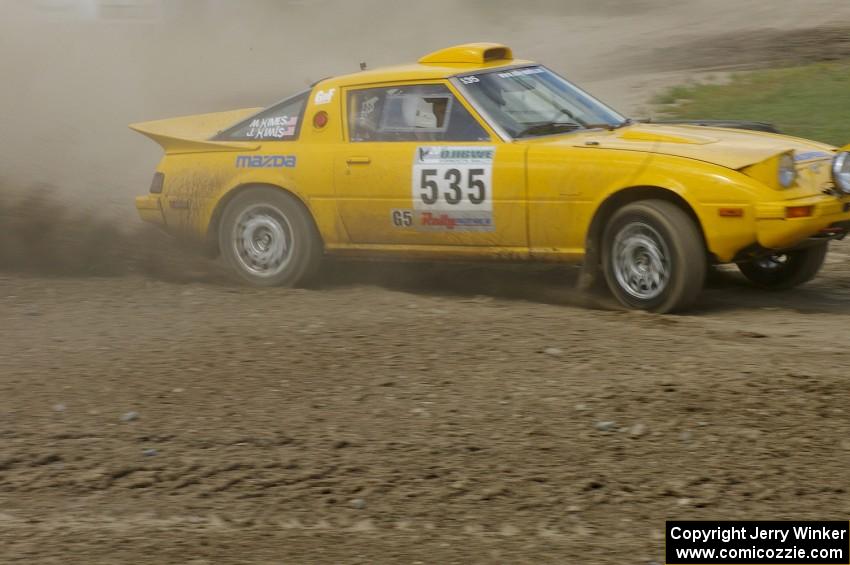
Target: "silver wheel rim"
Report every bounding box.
[231,204,294,277]
[612,222,670,300]
[755,254,788,271]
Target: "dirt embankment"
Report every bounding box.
[641,26,850,72]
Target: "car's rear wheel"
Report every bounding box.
[218,187,322,287]
[736,243,827,290]
[601,200,706,313]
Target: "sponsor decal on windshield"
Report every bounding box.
[496,67,546,79]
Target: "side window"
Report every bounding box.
[348,84,490,142]
[214,91,309,141]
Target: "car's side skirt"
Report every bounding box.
[324,243,585,263]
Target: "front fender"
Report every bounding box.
[527,146,771,262]
[592,154,775,262]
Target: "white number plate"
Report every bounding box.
[411,146,494,231]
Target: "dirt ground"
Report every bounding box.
[3,1,850,563]
[2,244,850,564]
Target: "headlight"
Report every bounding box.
[778,153,797,188]
[832,151,850,194]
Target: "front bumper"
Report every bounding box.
[754,194,850,250]
[135,194,165,226]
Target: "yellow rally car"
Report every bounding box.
[133,43,850,312]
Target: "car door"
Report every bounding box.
[334,81,527,248]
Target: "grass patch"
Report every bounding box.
[653,61,850,147]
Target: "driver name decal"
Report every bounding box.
[245,115,297,139]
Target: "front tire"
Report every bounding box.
[218,187,322,287]
[601,200,706,313]
[736,243,827,290]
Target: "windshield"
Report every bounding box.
[456,66,627,139]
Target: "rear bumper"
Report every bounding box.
[135,194,165,226]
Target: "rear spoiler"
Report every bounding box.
[130,108,262,154]
[644,119,780,134]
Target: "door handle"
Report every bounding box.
[346,156,371,165]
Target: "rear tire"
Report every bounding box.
[218,187,322,287]
[736,243,827,290]
[601,200,706,313]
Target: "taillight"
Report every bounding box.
[150,172,164,194]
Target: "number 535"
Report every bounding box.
[419,168,487,206]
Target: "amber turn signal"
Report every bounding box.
[785,205,814,218]
[718,208,744,217]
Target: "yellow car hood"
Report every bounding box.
[130,108,262,154]
[530,123,836,170]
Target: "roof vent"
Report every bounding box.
[418,43,514,65]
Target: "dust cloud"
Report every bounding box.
[0,183,216,280]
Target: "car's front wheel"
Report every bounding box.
[601,200,706,313]
[736,243,827,290]
[218,186,322,287]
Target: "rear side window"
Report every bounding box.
[348,84,490,142]
[214,91,309,141]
